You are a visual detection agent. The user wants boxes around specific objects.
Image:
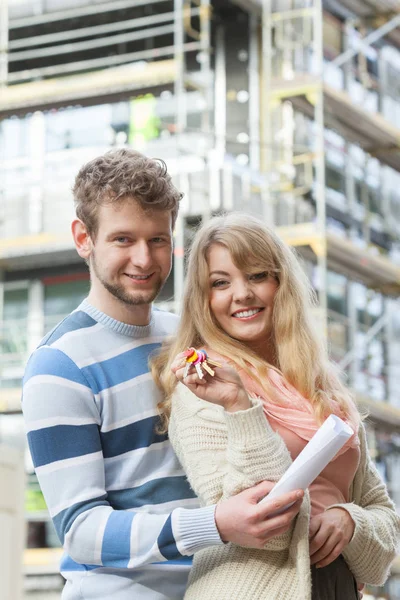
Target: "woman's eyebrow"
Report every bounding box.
[209,270,230,276]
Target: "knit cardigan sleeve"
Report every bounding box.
[328,424,400,586]
[169,383,296,551]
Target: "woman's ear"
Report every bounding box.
[71,219,93,260]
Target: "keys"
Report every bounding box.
[182,348,222,379]
[202,361,215,377]
[194,357,204,379]
[183,348,198,378]
[200,350,222,371]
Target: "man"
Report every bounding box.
[22,148,303,600]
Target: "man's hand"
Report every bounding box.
[309,507,355,568]
[214,481,304,548]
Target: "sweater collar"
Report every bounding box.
[78,298,155,338]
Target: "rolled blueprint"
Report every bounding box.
[260,414,353,506]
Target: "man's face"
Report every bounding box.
[88,199,173,316]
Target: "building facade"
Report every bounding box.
[1,0,400,597]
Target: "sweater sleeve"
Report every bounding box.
[22,346,222,569]
[169,384,297,551]
[327,425,400,586]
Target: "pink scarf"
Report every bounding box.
[209,351,360,455]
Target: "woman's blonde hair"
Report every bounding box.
[151,212,358,432]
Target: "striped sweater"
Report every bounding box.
[22,300,222,600]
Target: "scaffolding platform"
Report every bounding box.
[270,75,400,173]
[0,233,78,271]
[0,60,178,119]
[277,223,400,295]
[357,393,400,432]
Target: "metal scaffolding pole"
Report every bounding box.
[0,0,8,86]
[260,0,327,331]
[214,24,226,162]
[260,0,274,226]
[249,13,260,172]
[332,12,400,69]
[173,0,187,313]
[312,0,327,335]
[172,0,213,312]
[199,0,212,135]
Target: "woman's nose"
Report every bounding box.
[232,281,254,303]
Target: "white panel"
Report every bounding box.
[0,445,25,600]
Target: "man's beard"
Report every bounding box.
[91,255,164,306]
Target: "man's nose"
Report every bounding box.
[130,241,153,270]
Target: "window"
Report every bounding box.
[0,115,30,159]
[43,278,89,333]
[46,104,114,152]
[1,287,29,357]
[327,271,347,316]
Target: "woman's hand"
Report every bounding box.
[171,351,251,412]
[357,582,365,599]
[309,507,355,568]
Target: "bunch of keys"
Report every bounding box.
[183,348,222,380]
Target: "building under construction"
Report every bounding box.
[1,0,400,597]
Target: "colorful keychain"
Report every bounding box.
[183,348,222,379]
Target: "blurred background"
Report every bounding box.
[1,0,400,598]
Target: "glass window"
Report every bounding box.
[3,288,28,320]
[0,165,32,238]
[0,115,30,159]
[367,185,382,217]
[327,271,347,315]
[326,164,345,193]
[354,178,364,205]
[327,317,348,361]
[45,104,113,152]
[1,288,29,357]
[357,289,383,328]
[389,191,400,222]
[44,278,89,333]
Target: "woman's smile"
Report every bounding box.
[231,307,265,320]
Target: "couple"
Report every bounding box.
[22,149,399,600]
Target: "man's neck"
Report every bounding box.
[86,290,152,327]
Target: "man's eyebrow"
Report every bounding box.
[107,231,133,237]
[209,270,230,276]
[107,231,171,237]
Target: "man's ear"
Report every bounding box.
[72,219,93,260]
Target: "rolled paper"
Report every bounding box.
[259,414,353,509]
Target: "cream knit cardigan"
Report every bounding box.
[169,384,400,600]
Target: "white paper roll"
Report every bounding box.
[259,414,353,505]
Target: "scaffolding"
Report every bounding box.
[259,0,400,405]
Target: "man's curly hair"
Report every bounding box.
[73,148,182,237]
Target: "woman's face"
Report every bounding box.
[208,244,278,353]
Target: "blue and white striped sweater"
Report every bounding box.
[22,300,221,600]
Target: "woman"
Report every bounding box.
[151,213,399,600]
